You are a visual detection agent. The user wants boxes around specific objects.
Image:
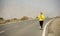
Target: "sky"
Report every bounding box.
[0,0,60,19]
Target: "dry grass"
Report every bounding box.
[20,16,29,21]
[0,16,33,24]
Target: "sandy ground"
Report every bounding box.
[48,18,60,36]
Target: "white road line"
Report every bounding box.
[0,30,5,33]
[42,19,55,36]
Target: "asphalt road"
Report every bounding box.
[0,18,51,36]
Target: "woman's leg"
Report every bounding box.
[39,21,41,27]
[40,21,44,29]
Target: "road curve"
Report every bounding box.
[0,19,51,36]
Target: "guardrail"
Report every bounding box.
[42,18,55,36]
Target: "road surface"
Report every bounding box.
[0,18,51,36]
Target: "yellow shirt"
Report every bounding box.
[37,15,45,21]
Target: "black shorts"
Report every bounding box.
[39,21,44,26]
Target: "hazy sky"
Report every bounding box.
[0,0,60,19]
